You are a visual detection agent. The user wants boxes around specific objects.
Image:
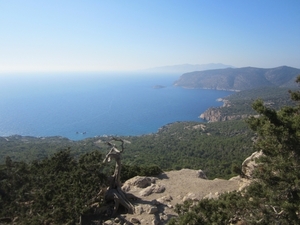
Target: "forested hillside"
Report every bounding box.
[0,149,105,224]
[0,120,254,224]
[122,120,253,179]
[0,149,162,224]
[169,76,300,224]
[200,86,297,122]
[0,120,254,179]
[174,66,300,90]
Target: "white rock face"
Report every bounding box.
[242,150,264,178]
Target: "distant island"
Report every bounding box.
[152,85,166,89]
[174,66,300,91]
[141,63,233,74]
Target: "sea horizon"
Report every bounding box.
[0,72,233,140]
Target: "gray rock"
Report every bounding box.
[156,195,173,204]
[197,170,207,179]
[134,205,144,215]
[203,192,220,199]
[147,206,158,214]
[182,192,198,202]
[122,176,157,192]
[160,213,169,221]
[114,217,120,223]
[242,151,264,178]
[139,184,165,196]
[152,218,160,225]
[130,217,140,224]
[103,220,113,225]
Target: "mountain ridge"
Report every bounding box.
[174,66,300,91]
[141,63,234,74]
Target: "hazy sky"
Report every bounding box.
[1,0,300,73]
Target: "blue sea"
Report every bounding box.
[0,73,233,140]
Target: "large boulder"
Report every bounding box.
[241,151,264,178]
[197,170,207,179]
[139,184,165,196]
[122,176,157,192]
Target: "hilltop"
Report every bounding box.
[102,169,248,225]
[174,66,300,91]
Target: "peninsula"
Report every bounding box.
[174,66,300,91]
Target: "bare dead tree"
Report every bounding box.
[102,137,135,216]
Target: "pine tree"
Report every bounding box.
[246,76,300,223]
[169,75,300,224]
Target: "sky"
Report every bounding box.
[0,0,300,73]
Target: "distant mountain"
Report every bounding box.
[174,66,300,91]
[142,63,233,74]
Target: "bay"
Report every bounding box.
[0,72,233,140]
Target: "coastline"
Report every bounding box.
[179,85,240,92]
[1,76,234,141]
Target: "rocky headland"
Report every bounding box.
[199,107,250,122]
[198,98,249,122]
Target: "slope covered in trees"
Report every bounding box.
[0,120,254,179]
[0,149,106,224]
[0,148,162,224]
[200,86,297,122]
[122,120,253,179]
[174,66,300,90]
[169,76,300,224]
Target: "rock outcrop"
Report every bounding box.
[241,150,264,178]
[115,169,243,225]
[83,153,262,224]
[199,107,250,122]
[122,176,156,191]
[196,169,207,179]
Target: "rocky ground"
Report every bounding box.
[97,169,250,225]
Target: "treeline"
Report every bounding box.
[0,120,254,179]
[0,149,162,224]
[121,120,254,179]
[0,136,102,164]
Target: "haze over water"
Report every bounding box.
[0,73,233,140]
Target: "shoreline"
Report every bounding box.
[1,85,234,141]
[1,120,209,142]
[175,84,240,92]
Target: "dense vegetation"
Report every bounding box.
[174,66,300,90]
[122,120,254,179]
[0,149,106,224]
[0,149,162,224]
[169,76,300,224]
[0,120,254,179]
[221,86,297,116]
